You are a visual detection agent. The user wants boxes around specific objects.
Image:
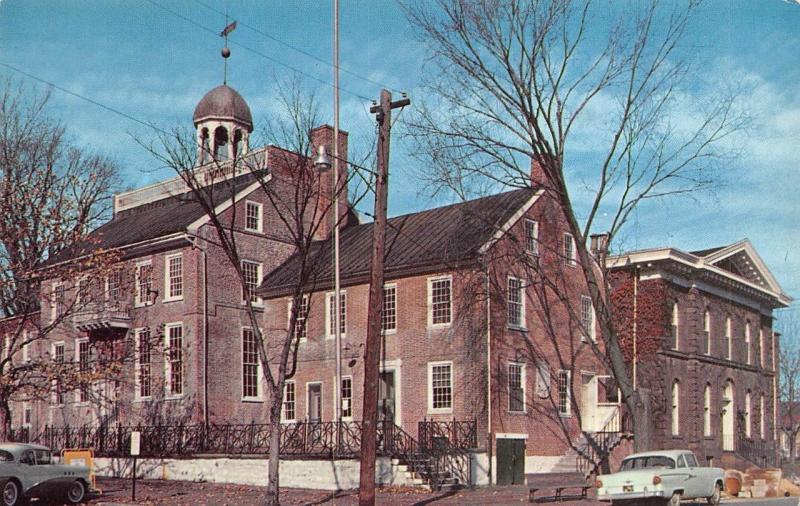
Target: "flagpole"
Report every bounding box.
[333,0,343,434]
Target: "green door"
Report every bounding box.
[496,438,525,485]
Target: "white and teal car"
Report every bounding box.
[596,449,724,506]
[0,443,95,505]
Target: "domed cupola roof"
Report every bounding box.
[193,84,253,132]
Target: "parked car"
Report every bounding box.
[595,449,724,505]
[0,443,95,505]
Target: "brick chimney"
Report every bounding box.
[310,125,350,239]
[530,152,558,188]
[590,232,610,265]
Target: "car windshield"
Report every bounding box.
[620,456,676,471]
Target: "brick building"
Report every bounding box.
[607,241,791,467]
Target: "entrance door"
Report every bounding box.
[378,371,396,424]
[496,438,525,485]
[581,373,598,431]
[308,383,322,423]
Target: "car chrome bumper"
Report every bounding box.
[597,490,665,500]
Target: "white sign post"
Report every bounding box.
[130,431,141,501]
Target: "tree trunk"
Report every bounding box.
[266,388,282,506]
[0,398,10,440]
[631,389,653,452]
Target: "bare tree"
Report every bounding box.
[0,78,123,436]
[403,0,746,452]
[144,80,369,505]
[779,314,800,462]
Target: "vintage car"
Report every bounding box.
[0,443,95,505]
[595,449,724,505]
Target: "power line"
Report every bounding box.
[0,61,169,135]
[144,0,373,102]
[192,0,404,95]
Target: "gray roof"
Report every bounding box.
[193,85,253,132]
[260,189,534,297]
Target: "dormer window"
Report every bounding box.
[214,126,229,161]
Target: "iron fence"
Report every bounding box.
[737,435,780,468]
[418,419,478,450]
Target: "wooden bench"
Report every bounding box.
[527,472,591,503]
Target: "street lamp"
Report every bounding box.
[314,145,332,172]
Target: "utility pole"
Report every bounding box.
[359,89,409,506]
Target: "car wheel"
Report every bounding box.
[665,491,681,506]
[2,481,19,506]
[65,480,85,504]
[707,483,721,505]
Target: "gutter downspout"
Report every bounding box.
[188,233,210,428]
[486,262,492,485]
[633,266,639,390]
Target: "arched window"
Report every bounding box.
[760,394,765,440]
[745,390,752,438]
[704,384,712,437]
[671,303,679,350]
[671,380,680,436]
[213,126,229,161]
[233,129,243,159]
[725,316,732,360]
[199,128,210,163]
[704,309,711,355]
[759,328,764,367]
[745,320,752,364]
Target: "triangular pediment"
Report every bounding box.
[701,239,784,295]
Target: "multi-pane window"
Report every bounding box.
[135,328,151,399]
[241,260,262,304]
[341,376,353,419]
[760,395,765,440]
[53,284,66,319]
[242,328,260,399]
[558,370,571,416]
[745,320,752,364]
[563,233,576,266]
[77,339,90,403]
[107,270,123,304]
[165,254,183,300]
[290,296,309,340]
[759,328,764,367]
[77,278,90,305]
[581,295,595,341]
[671,303,679,350]
[245,201,262,232]
[326,291,346,338]
[703,384,712,437]
[671,380,680,435]
[508,363,525,412]
[282,381,296,421]
[745,391,752,438]
[429,277,452,326]
[704,309,711,355]
[524,219,539,255]
[135,262,153,306]
[166,324,183,396]
[382,285,397,333]
[507,277,524,328]
[429,362,453,412]
[53,343,65,405]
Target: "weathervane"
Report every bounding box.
[220,13,237,85]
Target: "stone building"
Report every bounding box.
[607,240,791,468]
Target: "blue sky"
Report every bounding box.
[0,0,798,324]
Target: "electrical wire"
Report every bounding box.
[192,0,404,95]
[144,0,373,102]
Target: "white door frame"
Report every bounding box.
[381,359,402,428]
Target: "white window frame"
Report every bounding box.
[244,200,263,233]
[163,253,184,302]
[325,290,347,339]
[288,295,309,342]
[745,320,752,365]
[282,380,296,423]
[382,284,397,334]
[557,370,571,417]
[134,259,153,307]
[580,295,596,342]
[75,337,90,404]
[725,316,732,360]
[703,384,712,437]
[745,391,752,438]
[51,282,66,321]
[507,277,526,329]
[507,362,526,413]
[704,309,711,355]
[427,276,453,328]
[134,327,152,401]
[563,233,576,266]
[164,322,184,398]
[427,361,454,414]
[671,380,680,436]
[671,302,680,350]
[22,402,31,429]
[51,341,65,406]
[338,375,354,421]
[524,219,539,256]
[760,394,766,440]
[759,328,764,367]
[241,327,262,401]
[241,260,263,306]
[21,330,30,363]
[306,381,324,422]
